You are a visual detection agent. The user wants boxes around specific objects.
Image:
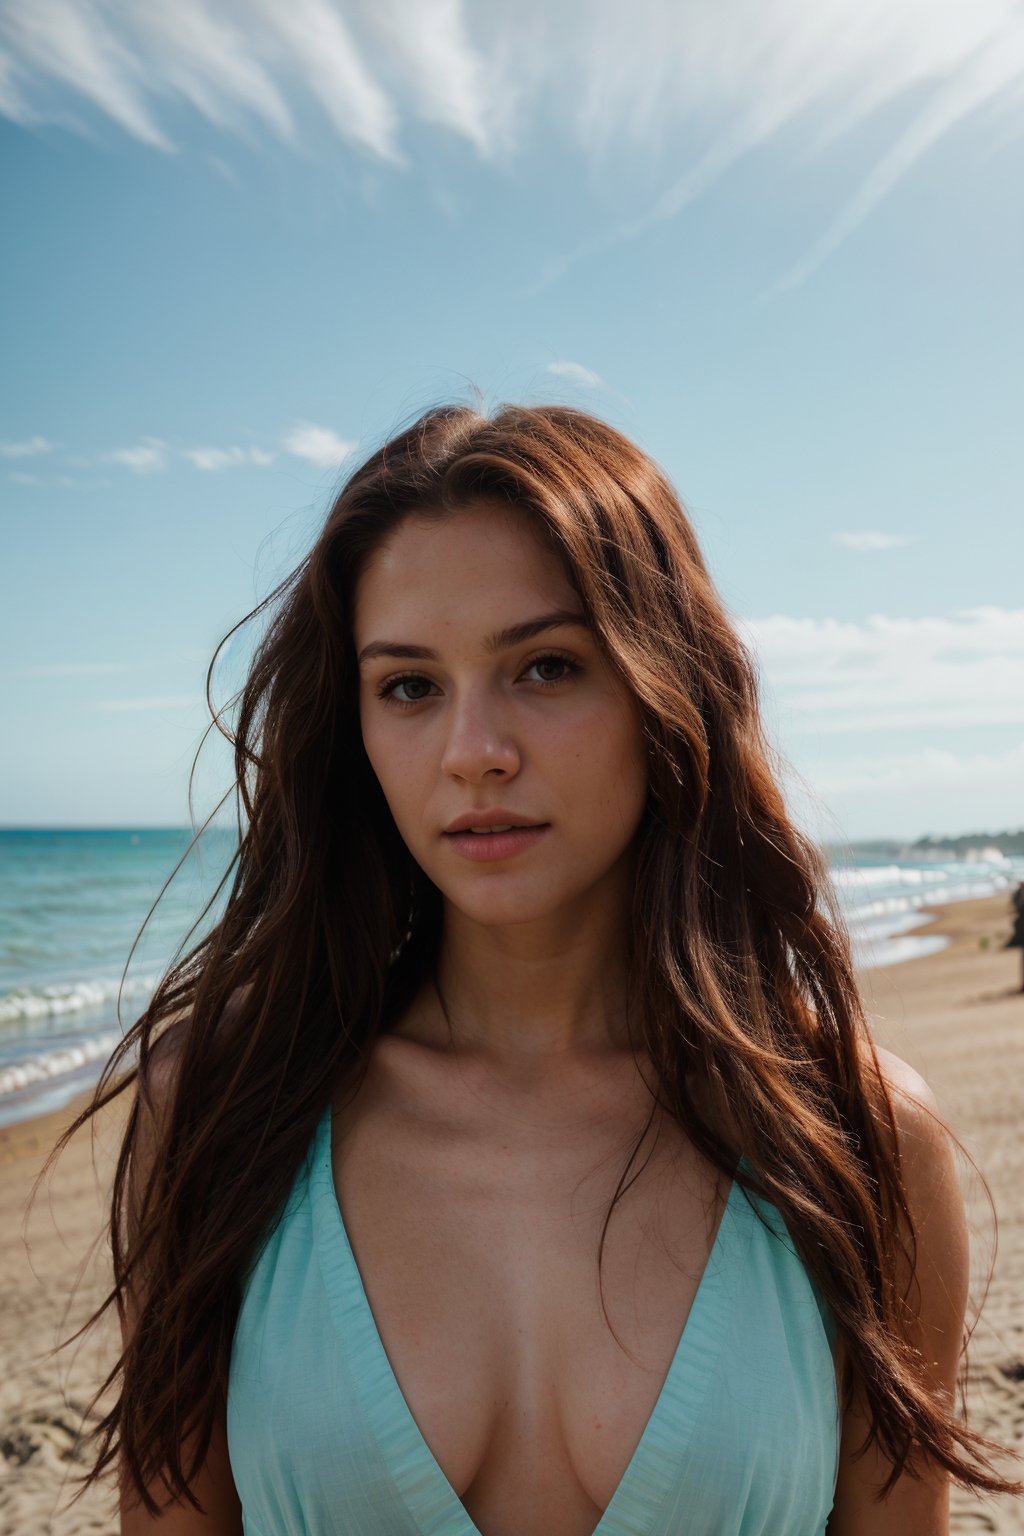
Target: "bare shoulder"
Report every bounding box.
[865,1044,939,1105]
[826,1044,971,1532]
[856,1042,971,1397]
[856,1042,964,1261]
[864,1041,938,1107]
[858,1042,948,1157]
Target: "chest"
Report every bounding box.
[330,1066,733,1536]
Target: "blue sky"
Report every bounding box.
[1,1,1022,843]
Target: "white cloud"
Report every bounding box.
[129,5,294,144]
[774,22,1024,291]
[780,734,1024,841]
[282,421,356,469]
[26,431,332,476]
[2,4,1022,287]
[0,46,26,119]
[181,444,275,471]
[8,471,39,485]
[526,1,1024,292]
[544,361,605,387]
[0,0,174,150]
[812,740,1024,798]
[741,606,1024,734]
[0,0,493,161]
[834,530,911,550]
[104,437,168,473]
[254,0,402,163]
[0,435,54,457]
[360,0,495,155]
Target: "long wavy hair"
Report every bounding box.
[43,400,1021,1515]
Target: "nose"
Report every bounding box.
[440,686,520,783]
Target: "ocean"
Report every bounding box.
[1,827,1022,1131]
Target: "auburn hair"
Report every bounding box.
[41,400,1021,1515]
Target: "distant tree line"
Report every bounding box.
[909,830,1024,856]
[827,829,1024,860]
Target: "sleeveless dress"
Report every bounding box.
[227,1104,842,1535]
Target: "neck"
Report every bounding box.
[405,898,638,1090]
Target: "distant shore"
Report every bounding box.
[1,890,1022,1533]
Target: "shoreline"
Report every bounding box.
[2,884,1019,1167]
[0,884,1019,1155]
[4,868,1021,1137]
[1,889,1022,1532]
[2,885,1016,1165]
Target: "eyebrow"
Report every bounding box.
[357,609,589,666]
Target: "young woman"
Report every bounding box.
[58,403,1019,1534]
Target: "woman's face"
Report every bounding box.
[353,502,649,930]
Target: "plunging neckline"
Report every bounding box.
[309,1103,754,1536]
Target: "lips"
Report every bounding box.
[443,823,551,861]
[443,810,546,835]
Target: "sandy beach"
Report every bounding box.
[1,891,1022,1534]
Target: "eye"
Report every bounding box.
[374,672,437,707]
[372,650,582,710]
[522,651,581,687]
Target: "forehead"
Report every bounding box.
[353,504,576,638]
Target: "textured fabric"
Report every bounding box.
[227,1104,842,1536]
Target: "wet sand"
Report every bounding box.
[1,891,1022,1532]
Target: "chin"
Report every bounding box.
[442,878,582,929]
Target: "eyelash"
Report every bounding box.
[374,651,583,709]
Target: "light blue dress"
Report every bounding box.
[227,1104,842,1535]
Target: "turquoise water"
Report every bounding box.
[0,827,237,1127]
[1,827,1022,1130]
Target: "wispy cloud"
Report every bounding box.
[15,429,340,478]
[834,530,911,551]
[544,361,605,388]
[813,739,1024,798]
[0,0,494,163]
[181,444,275,471]
[0,0,174,149]
[774,21,1024,291]
[104,436,168,473]
[526,1,1024,293]
[2,4,1021,292]
[741,606,1024,734]
[0,435,55,457]
[282,421,356,469]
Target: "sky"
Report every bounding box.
[1,0,1022,845]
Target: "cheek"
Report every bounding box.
[605,703,649,820]
[606,732,649,822]
[361,718,427,823]
[558,704,648,817]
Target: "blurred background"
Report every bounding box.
[2,0,1023,1126]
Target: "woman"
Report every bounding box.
[55,403,1019,1533]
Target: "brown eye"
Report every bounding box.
[523,653,581,686]
[376,673,436,706]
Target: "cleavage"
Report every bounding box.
[330,1063,730,1522]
